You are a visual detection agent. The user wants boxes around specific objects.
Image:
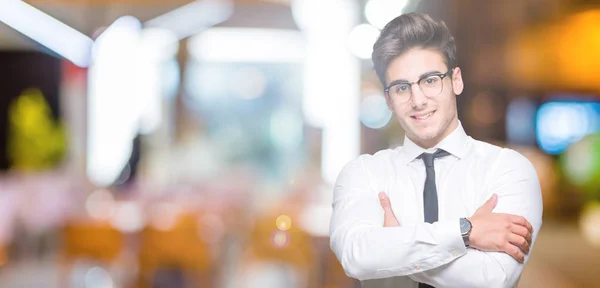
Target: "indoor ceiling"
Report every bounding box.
[0,0,297,50]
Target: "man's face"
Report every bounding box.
[384,48,464,148]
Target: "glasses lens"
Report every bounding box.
[419,75,443,97]
[388,83,412,103]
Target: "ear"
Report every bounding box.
[451,67,464,96]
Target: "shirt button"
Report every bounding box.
[452,249,459,256]
[415,265,421,270]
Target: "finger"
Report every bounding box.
[509,215,533,234]
[508,233,530,255]
[480,193,498,212]
[379,192,400,226]
[379,192,391,209]
[379,192,400,227]
[504,243,525,263]
[510,223,532,245]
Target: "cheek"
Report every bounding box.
[437,96,455,113]
[390,102,407,115]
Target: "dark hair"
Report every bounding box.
[372,12,457,87]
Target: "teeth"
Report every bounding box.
[416,112,433,120]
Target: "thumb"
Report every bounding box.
[379,192,400,227]
[379,192,392,209]
[480,193,498,212]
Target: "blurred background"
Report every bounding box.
[0,0,599,287]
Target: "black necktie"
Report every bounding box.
[418,149,450,288]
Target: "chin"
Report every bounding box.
[413,125,439,137]
[415,132,440,142]
[410,126,443,143]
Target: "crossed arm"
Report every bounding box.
[329,150,543,288]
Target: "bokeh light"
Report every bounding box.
[469,91,501,126]
[360,94,392,129]
[580,202,600,248]
[270,109,304,151]
[536,101,600,155]
[365,0,411,30]
[85,189,116,221]
[148,202,181,231]
[506,98,537,145]
[109,201,144,233]
[560,134,600,196]
[84,266,114,288]
[232,67,267,100]
[275,215,292,231]
[271,230,290,249]
[347,24,380,60]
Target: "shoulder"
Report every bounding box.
[470,138,538,178]
[338,148,399,176]
[469,138,503,159]
[334,148,398,192]
[498,147,539,177]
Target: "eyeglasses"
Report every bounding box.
[384,68,454,103]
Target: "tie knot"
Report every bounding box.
[420,149,450,167]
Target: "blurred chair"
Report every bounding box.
[236,210,317,288]
[60,220,125,287]
[0,244,6,267]
[322,249,359,288]
[137,212,213,288]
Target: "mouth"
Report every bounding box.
[410,110,436,121]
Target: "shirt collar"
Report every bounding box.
[399,120,468,165]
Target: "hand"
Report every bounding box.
[468,194,534,263]
[379,192,400,227]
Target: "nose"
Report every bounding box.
[409,84,428,108]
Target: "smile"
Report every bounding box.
[411,111,436,120]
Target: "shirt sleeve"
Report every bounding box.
[408,148,544,288]
[329,155,468,281]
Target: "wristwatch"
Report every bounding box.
[459,218,472,247]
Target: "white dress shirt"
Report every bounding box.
[329,122,543,288]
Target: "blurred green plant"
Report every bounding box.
[560,133,600,201]
[7,88,67,171]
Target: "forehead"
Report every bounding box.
[385,48,447,83]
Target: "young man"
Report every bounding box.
[329,12,543,288]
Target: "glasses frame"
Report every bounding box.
[384,68,454,103]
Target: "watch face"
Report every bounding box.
[460,219,471,234]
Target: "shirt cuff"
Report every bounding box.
[414,219,468,272]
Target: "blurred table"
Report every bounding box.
[0,220,598,288]
[519,219,600,288]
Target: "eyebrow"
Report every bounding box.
[387,70,443,87]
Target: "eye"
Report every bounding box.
[422,76,440,86]
[393,84,410,93]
